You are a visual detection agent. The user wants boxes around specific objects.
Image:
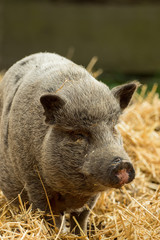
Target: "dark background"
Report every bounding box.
[1,0,160,90]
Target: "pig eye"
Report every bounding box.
[74,132,85,139]
[75,133,85,139]
[71,131,88,141]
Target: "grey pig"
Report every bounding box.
[0,53,137,235]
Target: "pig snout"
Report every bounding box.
[81,154,135,190]
[108,158,135,188]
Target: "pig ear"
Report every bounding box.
[40,94,65,125]
[111,82,139,110]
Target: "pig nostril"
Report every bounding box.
[112,157,122,164]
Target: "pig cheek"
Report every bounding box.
[65,139,88,160]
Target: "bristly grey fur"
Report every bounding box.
[0,52,138,235]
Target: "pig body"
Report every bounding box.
[0,53,136,234]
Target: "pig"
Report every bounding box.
[0,52,137,235]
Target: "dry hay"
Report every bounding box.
[0,73,160,239]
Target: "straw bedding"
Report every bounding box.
[0,71,160,239]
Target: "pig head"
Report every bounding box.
[40,82,137,195]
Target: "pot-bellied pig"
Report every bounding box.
[0,53,137,234]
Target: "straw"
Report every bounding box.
[1,72,160,239]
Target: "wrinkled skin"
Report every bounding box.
[0,53,137,235]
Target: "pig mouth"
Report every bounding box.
[108,161,135,188]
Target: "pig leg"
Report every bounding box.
[24,174,49,211]
[25,177,66,230]
[45,212,66,231]
[70,194,100,235]
[0,156,29,206]
[54,213,67,233]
